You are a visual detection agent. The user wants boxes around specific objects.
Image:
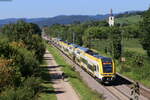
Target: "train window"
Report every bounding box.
[93,65,97,71]
[88,64,95,72]
[103,64,112,73]
[102,58,112,73]
[92,65,99,72]
[102,58,112,63]
[81,58,88,65]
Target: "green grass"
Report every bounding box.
[122,39,150,87]
[123,39,142,48]
[123,39,146,55]
[38,60,57,100]
[121,57,150,88]
[92,39,150,88]
[125,47,146,55]
[116,15,142,25]
[92,39,146,56]
[47,44,103,100]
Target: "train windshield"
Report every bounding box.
[102,58,113,73]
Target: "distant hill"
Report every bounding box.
[0,11,144,27]
[35,15,111,27]
[0,15,109,27]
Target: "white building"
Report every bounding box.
[108,9,115,26]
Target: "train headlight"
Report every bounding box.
[111,75,116,80]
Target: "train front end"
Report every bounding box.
[99,57,116,82]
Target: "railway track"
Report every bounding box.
[140,88,150,100]
[49,42,150,100]
[126,83,150,100]
[105,86,130,100]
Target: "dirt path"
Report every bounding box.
[43,50,80,100]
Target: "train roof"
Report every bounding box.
[58,39,112,60]
[77,46,112,60]
[93,55,111,59]
[77,46,89,52]
[70,43,79,48]
[57,38,62,41]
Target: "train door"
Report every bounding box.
[94,64,99,78]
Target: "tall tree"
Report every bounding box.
[140,8,150,57]
[109,27,122,59]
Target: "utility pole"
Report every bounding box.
[72,31,77,62]
[121,24,125,61]
[73,32,75,44]
[121,26,124,57]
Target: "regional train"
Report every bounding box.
[51,38,116,83]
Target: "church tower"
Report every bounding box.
[108,9,115,26]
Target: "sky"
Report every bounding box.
[0,0,150,19]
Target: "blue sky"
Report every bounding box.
[0,0,150,19]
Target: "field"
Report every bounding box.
[92,39,150,88]
[123,39,146,55]
[92,39,146,56]
[115,15,142,25]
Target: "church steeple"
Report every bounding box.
[109,9,115,26]
[110,8,113,16]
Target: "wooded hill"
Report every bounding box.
[0,11,143,27]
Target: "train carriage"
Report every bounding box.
[54,38,116,82]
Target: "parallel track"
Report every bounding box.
[126,84,150,100]
[105,86,130,100]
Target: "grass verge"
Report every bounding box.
[47,44,103,100]
[119,59,150,88]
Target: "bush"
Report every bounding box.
[0,58,15,89]
[26,35,46,62]
[0,77,42,100]
[23,77,42,94]
[13,47,39,77]
[0,35,43,90]
[0,87,34,100]
[124,50,144,67]
[1,21,45,62]
[0,39,39,78]
[0,22,45,99]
